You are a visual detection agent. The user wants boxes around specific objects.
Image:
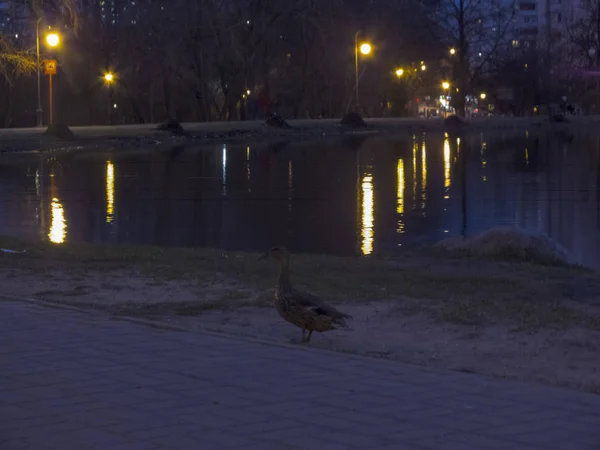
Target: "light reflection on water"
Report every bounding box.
[48,197,66,244]
[246,146,251,190]
[443,134,451,196]
[3,132,600,267]
[412,136,417,206]
[222,145,227,196]
[106,161,115,223]
[421,138,427,211]
[361,173,374,255]
[397,159,405,235]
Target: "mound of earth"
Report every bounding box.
[265,113,292,129]
[435,226,569,266]
[44,124,74,140]
[156,119,187,135]
[340,112,366,127]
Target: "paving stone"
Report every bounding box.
[1,299,599,449]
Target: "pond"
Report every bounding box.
[1,129,598,267]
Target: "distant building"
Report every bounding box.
[97,0,139,26]
[510,0,586,51]
[0,0,29,38]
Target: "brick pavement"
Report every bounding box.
[1,299,599,450]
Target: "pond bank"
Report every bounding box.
[0,235,599,394]
[0,115,596,153]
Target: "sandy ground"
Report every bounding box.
[167,304,600,394]
[1,268,598,394]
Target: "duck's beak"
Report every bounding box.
[257,252,269,261]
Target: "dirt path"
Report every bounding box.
[0,251,600,394]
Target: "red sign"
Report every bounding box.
[44,59,57,75]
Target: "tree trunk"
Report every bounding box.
[162,68,173,120]
[3,86,13,128]
[457,0,467,117]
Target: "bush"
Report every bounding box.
[434,226,569,266]
[340,112,366,127]
[156,119,186,135]
[265,113,291,129]
[44,124,74,140]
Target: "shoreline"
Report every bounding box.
[0,236,598,394]
[0,115,595,153]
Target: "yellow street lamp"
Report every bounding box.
[360,42,372,55]
[395,68,404,77]
[480,92,487,100]
[46,32,59,47]
[42,31,61,126]
[421,64,427,71]
[353,30,374,110]
[103,72,116,125]
[441,82,451,118]
[449,48,456,56]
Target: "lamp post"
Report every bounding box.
[354,30,371,111]
[103,72,115,125]
[442,82,451,118]
[44,32,60,125]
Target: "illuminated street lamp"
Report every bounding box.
[46,32,59,47]
[449,48,456,56]
[103,72,116,125]
[441,82,451,118]
[353,30,373,110]
[480,92,487,100]
[35,24,61,127]
[41,30,61,125]
[421,63,427,71]
[360,43,372,55]
[395,68,404,78]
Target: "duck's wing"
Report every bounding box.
[291,289,352,321]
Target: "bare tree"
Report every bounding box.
[568,2,600,112]
[430,0,516,116]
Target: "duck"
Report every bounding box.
[258,246,352,343]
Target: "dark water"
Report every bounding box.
[1,130,599,267]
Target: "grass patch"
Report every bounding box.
[1,235,600,329]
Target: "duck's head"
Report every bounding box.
[258,246,290,263]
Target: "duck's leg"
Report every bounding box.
[306,330,313,343]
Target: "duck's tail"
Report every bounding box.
[333,314,352,328]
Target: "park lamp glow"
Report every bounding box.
[46,32,60,47]
[359,42,372,55]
